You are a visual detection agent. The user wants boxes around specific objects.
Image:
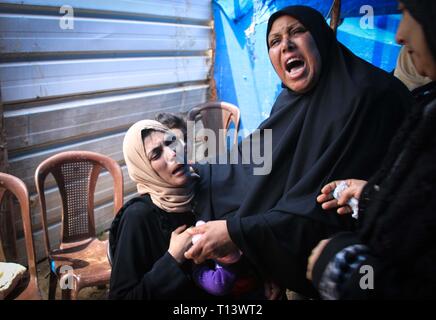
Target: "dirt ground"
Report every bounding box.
[36,258,108,300]
[35,232,109,300]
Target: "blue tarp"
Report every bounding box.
[215,0,399,21]
[213,0,402,133]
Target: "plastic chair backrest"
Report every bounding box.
[35,151,123,255]
[0,173,38,285]
[187,101,240,158]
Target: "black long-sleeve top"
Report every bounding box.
[108,194,212,300]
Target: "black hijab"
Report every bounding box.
[193,6,411,293]
[266,5,333,61]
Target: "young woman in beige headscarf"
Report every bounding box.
[108,119,210,300]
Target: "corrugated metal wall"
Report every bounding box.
[0,0,212,263]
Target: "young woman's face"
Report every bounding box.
[268,15,322,93]
[396,3,436,80]
[143,131,189,187]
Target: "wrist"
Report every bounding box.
[168,250,185,264]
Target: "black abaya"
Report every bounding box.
[193,6,412,296]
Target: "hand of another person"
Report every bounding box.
[168,225,193,264]
[184,220,239,264]
[264,280,282,300]
[306,239,330,281]
[317,179,367,214]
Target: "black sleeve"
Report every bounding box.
[311,231,375,299]
[312,232,436,299]
[227,212,334,298]
[109,203,192,300]
[311,232,364,289]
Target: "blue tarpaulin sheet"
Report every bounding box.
[215,0,399,21]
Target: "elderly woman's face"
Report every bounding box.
[144,131,189,187]
[268,15,322,93]
[396,3,436,80]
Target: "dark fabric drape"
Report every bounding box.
[313,83,436,299]
[359,82,436,258]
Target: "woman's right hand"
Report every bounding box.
[317,179,367,214]
[168,225,193,264]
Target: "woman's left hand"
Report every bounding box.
[168,225,193,264]
[184,220,239,264]
[317,179,367,214]
[306,239,331,281]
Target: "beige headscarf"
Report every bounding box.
[123,119,197,213]
[394,46,432,91]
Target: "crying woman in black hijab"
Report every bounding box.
[186,6,412,297]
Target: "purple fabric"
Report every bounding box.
[193,262,237,296]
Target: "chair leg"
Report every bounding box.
[60,274,80,300]
[70,286,80,300]
[48,272,57,300]
[61,287,72,300]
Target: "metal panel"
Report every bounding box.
[5,84,208,151]
[1,0,211,22]
[1,56,210,102]
[0,14,211,54]
[0,0,212,263]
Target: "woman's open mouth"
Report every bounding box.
[172,165,186,176]
[285,57,306,79]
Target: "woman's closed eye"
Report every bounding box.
[149,146,163,161]
[290,26,307,36]
[269,27,306,48]
[269,37,281,47]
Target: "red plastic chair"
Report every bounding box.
[187,101,241,159]
[35,151,123,299]
[0,172,42,300]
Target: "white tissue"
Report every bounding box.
[192,220,205,244]
[332,181,359,219]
